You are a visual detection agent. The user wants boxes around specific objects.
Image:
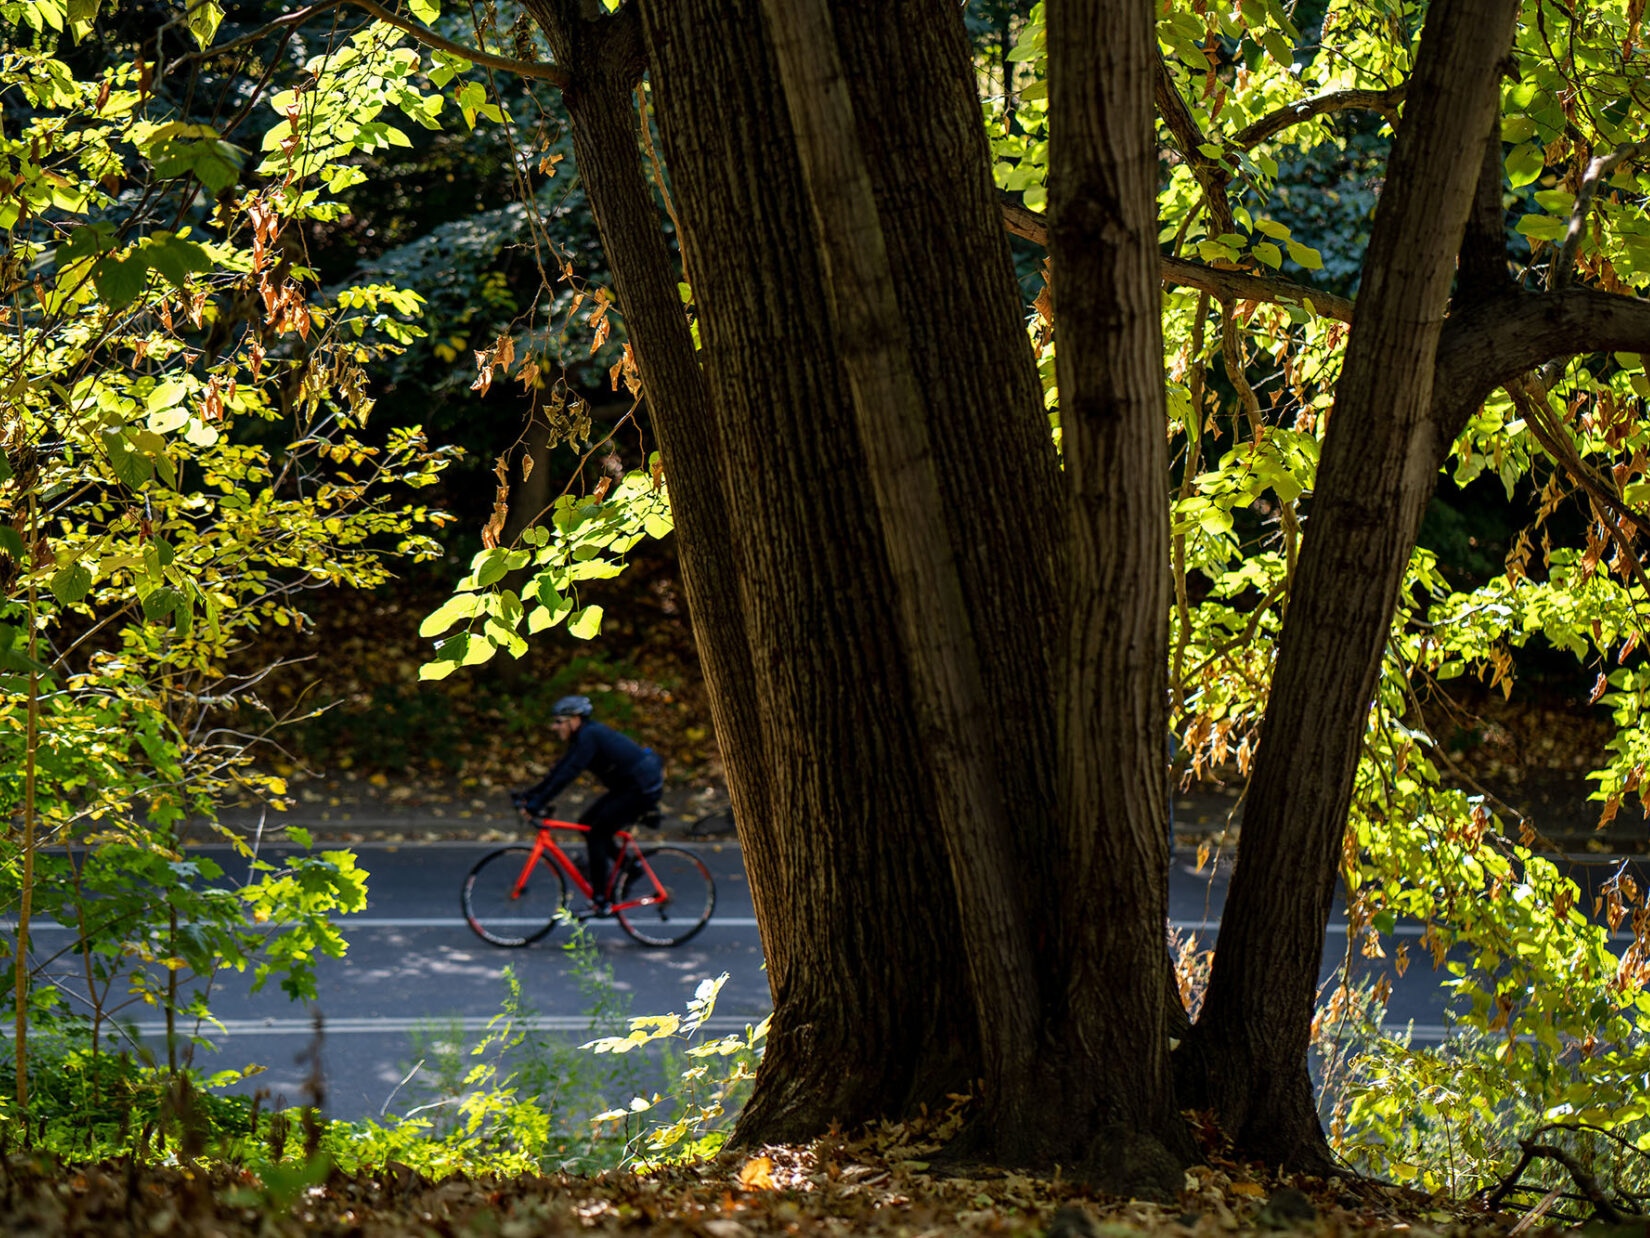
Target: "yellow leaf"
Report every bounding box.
[738,1156,774,1190]
[1230,1181,1265,1197]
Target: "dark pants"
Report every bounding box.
[579,787,660,901]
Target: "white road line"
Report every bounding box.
[0,1014,766,1039]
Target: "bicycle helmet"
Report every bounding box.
[550,694,594,718]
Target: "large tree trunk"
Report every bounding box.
[1188,0,1521,1169]
[637,0,977,1139]
[637,0,1061,1142]
[759,0,1045,1120]
[521,1,783,950]
[1038,0,1191,1191]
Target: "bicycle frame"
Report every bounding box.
[511,815,669,913]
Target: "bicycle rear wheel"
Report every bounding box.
[615,846,715,947]
[462,846,567,946]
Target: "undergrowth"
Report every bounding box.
[0,920,765,1180]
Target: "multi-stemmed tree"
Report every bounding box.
[162,0,1650,1182]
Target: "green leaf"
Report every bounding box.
[567,559,625,582]
[419,592,485,638]
[409,0,439,20]
[57,222,117,269]
[1197,508,1234,536]
[50,561,93,604]
[102,429,153,490]
[187,0,223,49]
[527,591,572,633]
[1516,214,1565,242]
[143,233,215,285]
[1285,240,1322,270]
[1505,142,1546,188]
[141,586,187,623]
[92,253,148,309]
[469,547,509,588]
[148,405,191,435]
[418,657,460,681]
[1252,241,1283,268]
[567,604,603,640]
[1260,28,1293,65]
[147,379,190,412]
[0,528,21,564]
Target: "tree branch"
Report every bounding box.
[172,0,570,89]
[1535,139,1650,386]
[1163,257,1354,322]
[1431,286,1650,447]
[1456,112,1512,301]
[1000,194,1355,323]
[1516,1141,1631,1224]
[1155,57,1234,236]
[1230,85,1407,150]
[1548,140,1650,294]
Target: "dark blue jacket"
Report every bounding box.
[524,721,663,810]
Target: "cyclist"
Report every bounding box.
[514,695,663,913]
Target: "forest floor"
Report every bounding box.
[0,1114,1581,1238]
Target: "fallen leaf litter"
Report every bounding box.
[0,1116,1546,1237]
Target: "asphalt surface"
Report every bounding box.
[17,837,1647,1124]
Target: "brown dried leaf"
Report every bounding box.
[737,1155,775,1190]
[471,349,494,397]
[481,455,509,549]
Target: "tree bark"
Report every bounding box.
[637,0,1061,1143]
[1037,0,1190,1191]
[759,0,1044,1118]
[521,0,782,959]
[637,0,977,1140]
[1456,113,1511,302]
[1431,288,1650,447]
[1189,0,1521,1169]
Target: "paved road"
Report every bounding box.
[19,840,1646,1123]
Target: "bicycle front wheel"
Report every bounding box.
[616,846,715,947]
[462,846,567,947]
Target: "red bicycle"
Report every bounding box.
[461,809,716,948]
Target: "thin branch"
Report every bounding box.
[1514,1140,1634,1223]
[1000,195,1356,323]
[170,0,569,88]
[1537,139,1650,385]
[1163,256,1355,322]
[1508,378,1650,544]
[635,85,688,284]
[1155,57,1234,237]
[1230,84,1407,149]
[1548,139,1650,294]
